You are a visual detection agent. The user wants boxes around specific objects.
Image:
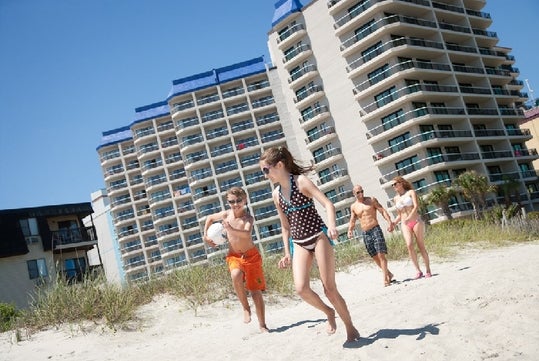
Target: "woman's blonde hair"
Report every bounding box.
[392,176,413,191]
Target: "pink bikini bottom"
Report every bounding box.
[406,219,419,230]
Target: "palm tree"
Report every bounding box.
[499,176,521,207]
[453,170,497,219]
[416,193,431,225]
[425,186,456,220]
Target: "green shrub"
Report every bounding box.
[0,302,20,332]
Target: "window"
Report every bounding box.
[64,257,87,281]
[361,41,382,62]
[405,79,420,93]
[420,124,435,140]
[396,155,418,175]
[427,148,444,164]
[19,218,39,237]
[413,178,427,191]
[375,86,397,108]
[434,170,451,182]
[318,168,331,182]
[487,165,502,175]
[27,258,48,279]
[349,0,369,17]
[381,109,404,131]
[388,132,411,154]
[325,189,338,203]
[368,64,389,86]
[355,19,375,42]
[445,146,459,154]
[413,102,427,117]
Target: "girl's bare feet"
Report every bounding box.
[326,308,337,335]
[259,324,269,333]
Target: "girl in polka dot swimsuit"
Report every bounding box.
[278,173,327,251]
[259,146,360,343]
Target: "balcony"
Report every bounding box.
[347,36,445,75]
[277,23,306,50]
[378,152,481,184]
[318,169,349,186]
[366,106,466,139]
[488,172,520,183]
[373,130,473,160]
[288,64,317,84]
[51,226,97,252]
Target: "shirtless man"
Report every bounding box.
[347,184,395,286]
[203,187,268,332]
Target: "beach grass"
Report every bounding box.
[4,216,539,334]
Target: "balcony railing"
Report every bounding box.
[51,226,97,249]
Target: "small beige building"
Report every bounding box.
[0,203,97,309]
[519,107,539,172]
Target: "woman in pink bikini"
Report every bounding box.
[392,176,432,279]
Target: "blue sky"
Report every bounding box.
[1,0,538,210]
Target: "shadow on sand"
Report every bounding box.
[270,318,327,333]
[343,322,442,348]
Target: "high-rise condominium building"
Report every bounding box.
[268,0,537,213]
[97,58,288,282]
[97,0,537,283]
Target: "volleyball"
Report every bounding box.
[207,222,227,245]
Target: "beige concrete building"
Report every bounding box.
[96,0,537,283]
[84,189,125,286]
[520,107,539,173]
[0,203,97,309]
[268,0,538,217]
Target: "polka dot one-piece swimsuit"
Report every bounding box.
[278,174,326,250]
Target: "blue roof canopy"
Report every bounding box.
[96,126,132,150]
[272,0,304,27]
[132,100,170,125]
[97,57,267,151]
[167,56,266,99]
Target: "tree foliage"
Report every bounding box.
[425,186,457,220]
[452,170,496,219]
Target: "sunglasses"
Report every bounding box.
[355,190,364,195]
[262,166,272,175]
[392,183,399,187]
[227,198,243,205]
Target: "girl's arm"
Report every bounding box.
[272,189,292,268]
[393,197,402,224]
[410,189,420,217]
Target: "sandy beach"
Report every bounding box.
[2,241,538,361]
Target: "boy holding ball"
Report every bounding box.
[203,187,268,332]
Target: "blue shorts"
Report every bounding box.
[362,225,388,257]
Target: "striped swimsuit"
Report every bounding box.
[278,174,327,251]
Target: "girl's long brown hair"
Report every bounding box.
[260,146,312,175]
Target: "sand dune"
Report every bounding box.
[2,242,538,361]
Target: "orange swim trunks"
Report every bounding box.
[226,247,266,291]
